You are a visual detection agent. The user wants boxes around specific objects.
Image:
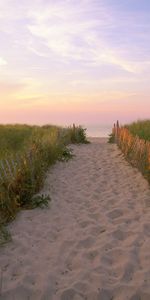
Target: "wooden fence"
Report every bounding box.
[112,121,150,181]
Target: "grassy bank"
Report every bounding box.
[0,124,88,242]
[109,120,150,184]
[125,120,150,141]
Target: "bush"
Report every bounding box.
[64,124,89,144]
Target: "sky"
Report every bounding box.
[0,0,150,128]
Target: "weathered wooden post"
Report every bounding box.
[73,123,76,140]
[115,120,119,143]
[112,123,116,136]
[117,120,119,140]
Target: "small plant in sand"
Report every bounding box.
[29,194,51,209]
[63,124,89,144]
[59,147,74,161]
[108,133,115,143]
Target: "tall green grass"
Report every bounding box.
[0,125,33,158]
[0,124,88,234]
[125,120,150,141]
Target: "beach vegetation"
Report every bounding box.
[125,120,150,141]
[112,120,150,183]
[0,124,88,239]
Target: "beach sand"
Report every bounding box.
[0,138,150,299]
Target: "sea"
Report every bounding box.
[84,124,112,138]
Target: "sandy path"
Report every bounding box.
[0,138,150,300]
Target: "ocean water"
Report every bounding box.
[84,124,112,137]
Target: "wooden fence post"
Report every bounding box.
[114,120,119,143]
[112,123,116,135]
[116,120,119,143]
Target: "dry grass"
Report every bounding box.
[0,124,88,232]
[110,120,150,183]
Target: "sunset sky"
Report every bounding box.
[0,0,150,129]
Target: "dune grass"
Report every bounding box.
[125,120,150,141]
[0,124,88,240]
[110,120,150,184]
[0,124,33,158]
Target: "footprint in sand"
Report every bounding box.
[101,248,125,265]
[1,285,37,300]
[88,206,99,213]
[121,262,135,282]
[78,220,93,228]
[90,225,106,236]
[143,223,150,237]
[100,253,113,266]
[88,212,100,220]
[112,228,130,241]
[77,237,95,249]
[86,289,113,300]
[60,288,84,300]
[130,291,150,300]
[84,249,99,262]
[107,208,123,220]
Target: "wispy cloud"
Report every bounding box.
[27,2,122,68]
[25,0,150,74]
[1,0,150,73]
[0,0,150,124]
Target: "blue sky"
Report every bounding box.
[0,0,150,125]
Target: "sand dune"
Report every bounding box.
[0,138,150,300]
